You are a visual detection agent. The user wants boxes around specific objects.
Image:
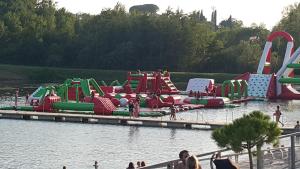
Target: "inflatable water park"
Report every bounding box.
[2,31,300,117]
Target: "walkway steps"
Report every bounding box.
[0,110,295,133]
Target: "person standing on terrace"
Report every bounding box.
[187,155,202,169]
[294,121,300,133]
[93,161,99,169]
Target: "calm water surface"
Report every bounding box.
[1,86,300,169]
[0,120,216,169]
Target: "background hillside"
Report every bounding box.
[0,1,299,74]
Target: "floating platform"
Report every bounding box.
[231,97,252,104]
[0,110,224,130]
[0,110,294,134]
[184,96,228,108]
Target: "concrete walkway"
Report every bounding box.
[235,146,300,169]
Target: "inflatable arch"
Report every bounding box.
[221,80,248,99]
[100,80,107,86]
[110,80,121,86]
[257,31,294,74]
[28,86,56,105]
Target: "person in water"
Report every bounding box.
[93,161,99,169]
[127,162,135,169]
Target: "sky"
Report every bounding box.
[56,0,300,30]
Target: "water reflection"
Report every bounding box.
[128,126,140,143]
[170,129,176,140]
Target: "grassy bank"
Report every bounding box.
[0,64,238,89]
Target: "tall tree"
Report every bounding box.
[219,15,243,29]
[0,1,275,73]
[189,10,207,23]
[274,3,300,46]
[199,10,206,22]
[211,9,217,30]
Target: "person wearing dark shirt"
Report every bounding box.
[128,100,134,118]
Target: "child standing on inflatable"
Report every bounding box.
[274,105,284,127]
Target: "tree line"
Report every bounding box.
[0,1,299,73]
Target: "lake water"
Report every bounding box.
[1,86,300,169]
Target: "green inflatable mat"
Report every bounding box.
[0,106,34,111]
[190,99,208,105]
[224,104,240,108]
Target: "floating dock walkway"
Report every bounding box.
[0,110,295,134]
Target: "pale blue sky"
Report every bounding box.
[56,0,299,30]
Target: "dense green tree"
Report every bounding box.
[212,111,281,169]
[189,10,207,23]
[219,15,243,29]
[236,40,262,72]
[199,10,206,22]
[129,4,159,14]
[0,1,298,74]
[274,3,300,46]
[204,26,269,73]
[271,3,300,73]
[211,9,217,30]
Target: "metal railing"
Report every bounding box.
[141,132,300,169]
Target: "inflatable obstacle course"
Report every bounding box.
[221,80,248,99]
[124,71,179,94]
[247,74,272,98]
[254,31,300,99]
[112,110,164,117]
[279,63,300,84]
[279,77,300,84]
[186,78,214,93]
